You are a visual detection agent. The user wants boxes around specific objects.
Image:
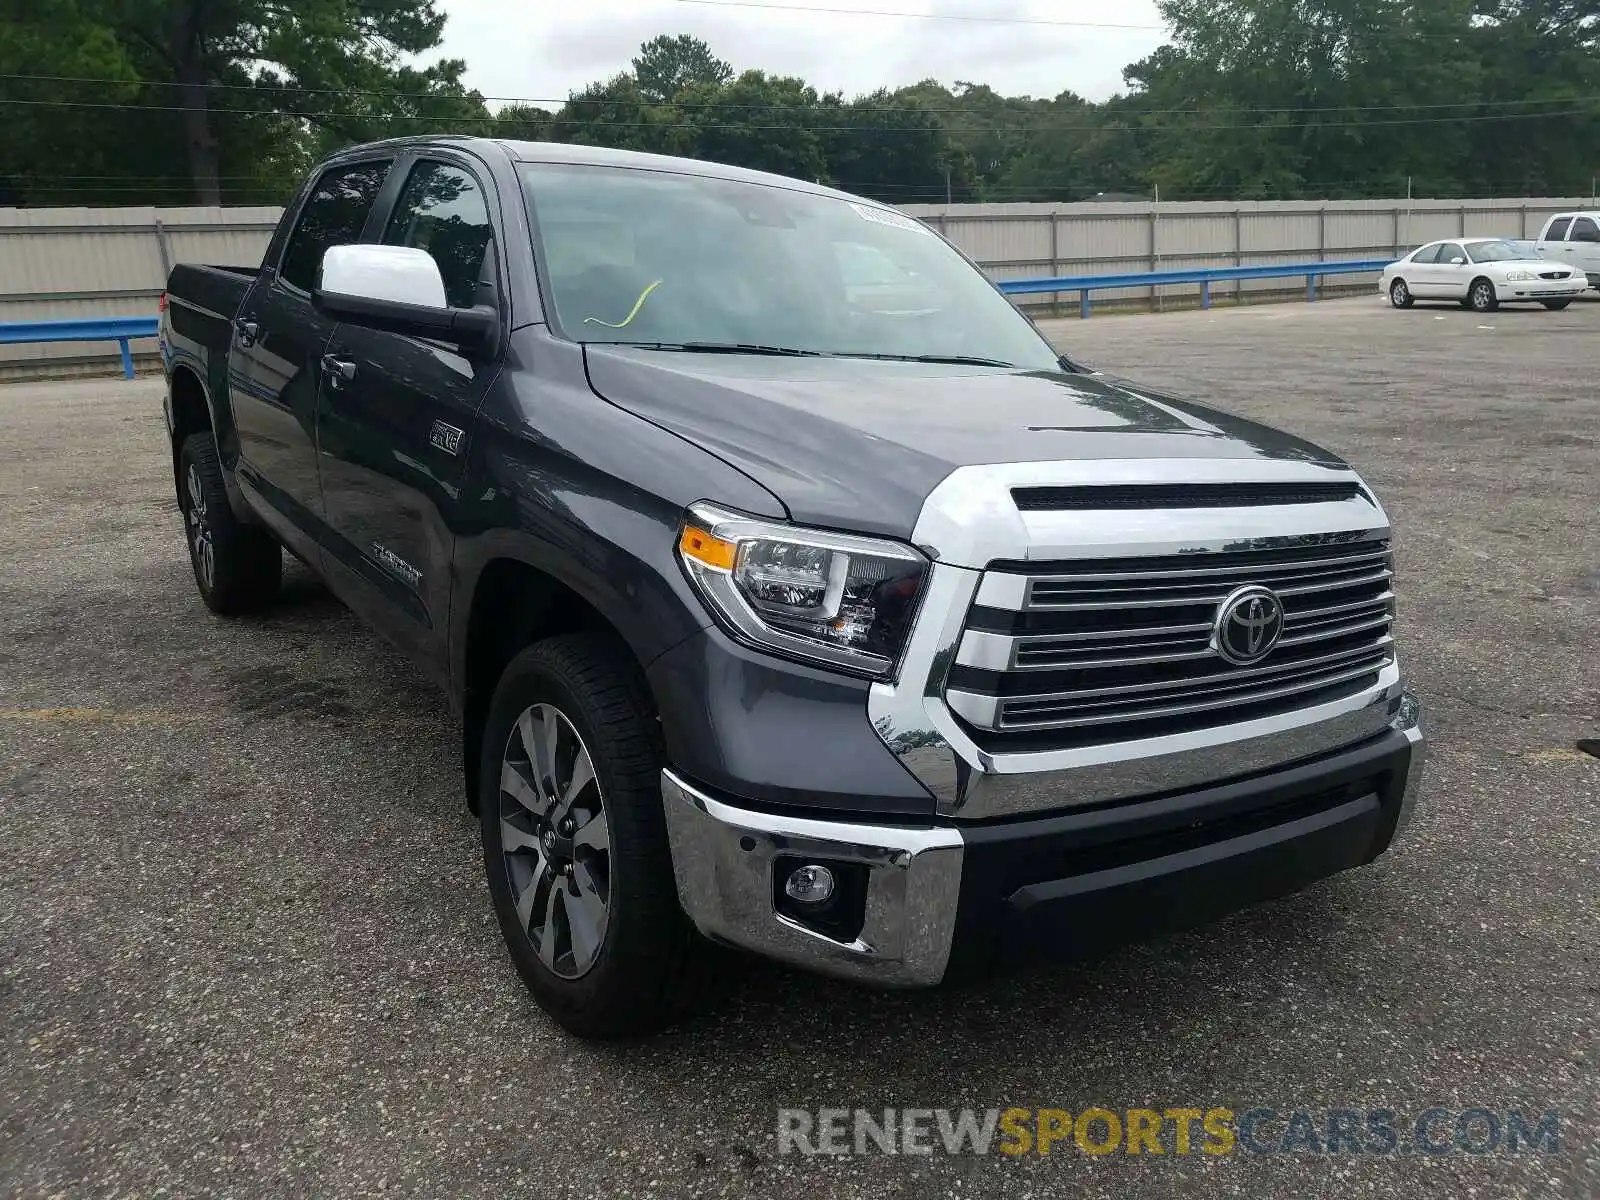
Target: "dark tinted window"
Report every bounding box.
[279,161,392,292]
[383,161,493,308]
[1570,217,1599,242]
[1440,244,1468,265]
[1411,244,1441,264]
[1546,217,1571,240]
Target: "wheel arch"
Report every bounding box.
[168,363,213,494]
[454,549,691,813]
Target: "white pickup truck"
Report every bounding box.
[1533,212,1600,289]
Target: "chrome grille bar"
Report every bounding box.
[954,657,1391,733]
[951,539,1396,739]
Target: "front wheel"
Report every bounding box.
[178,432,281,614]
[479,634,701,1039]
[1542,299,1572,311]
[1470,278,1499,313]
[1388,278,1414,308]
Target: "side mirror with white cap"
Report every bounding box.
[313,244,497,352]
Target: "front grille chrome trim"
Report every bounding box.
[867,457,1407,820]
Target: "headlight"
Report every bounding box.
[1505,269,1534,281]
[677,503,928,678]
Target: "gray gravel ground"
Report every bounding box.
[1,296,1596,1198]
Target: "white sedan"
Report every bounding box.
[1380,239,1585,312]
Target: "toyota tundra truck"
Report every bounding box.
[159,137,1426,1039]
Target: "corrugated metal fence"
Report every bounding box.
[0,206,279,378]
[1,196,1591,377]
[901,196,1595,310]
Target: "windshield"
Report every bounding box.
[1465,240,1529,263]
[519,163,1060,369]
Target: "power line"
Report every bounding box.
[2,72,1590,118]
[0,94,1588,134]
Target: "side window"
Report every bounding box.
[1569,217,1599,243]
[1545,217,1571,241]
[279,161,393,293]
[1411,244,1441,264]
[383,161,494,309]
[1442,245,1468,265]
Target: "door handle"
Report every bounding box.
[234,318,259,348]
[321,354,357,387]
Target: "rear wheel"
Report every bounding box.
[1388,278,1414,308]
[479,634,701,1039]
[178,432,281,614]
[1469,277,1499,313]
[1542,299,1571,311]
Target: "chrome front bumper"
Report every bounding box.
[661,769,963,985]
[662,693,1426,986]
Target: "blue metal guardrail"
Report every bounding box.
[997,258,1396,319]
[0,317,159,379]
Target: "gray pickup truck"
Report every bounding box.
[160,137,1425,1038]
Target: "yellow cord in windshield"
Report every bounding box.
[583,279,663,329]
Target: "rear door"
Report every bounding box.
[229,156,393,559]
[314,153,502,680]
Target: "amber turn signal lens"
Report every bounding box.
[678,526,738,571]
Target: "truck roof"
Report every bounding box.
[321,134,872,207]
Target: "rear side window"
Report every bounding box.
[1570,217,1599,243]
[382,161,494,309]
[278,161,394,292]
[1546,217,1572,241]
[1411,244,1441,264]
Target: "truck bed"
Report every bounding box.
[166,263,258,320]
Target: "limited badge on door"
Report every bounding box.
[429,420,465,455]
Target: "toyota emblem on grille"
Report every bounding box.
[1212,585,1285,665]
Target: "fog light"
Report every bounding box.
[784,864,836,904]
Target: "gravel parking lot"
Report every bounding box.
[2,296,1596,1198]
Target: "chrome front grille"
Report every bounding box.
[946,539,1395,745]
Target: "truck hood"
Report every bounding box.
[583,347,1343,539]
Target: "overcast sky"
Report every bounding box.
[436,0,1169,109]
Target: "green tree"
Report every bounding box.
[549,73,686,155]
[632,34,732,104]
[822,91,977,203]
[0,0,487,205]
[1125,0,1483,199]
[678,71,828,179]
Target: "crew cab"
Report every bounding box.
[1533,211,1600,288]
[160,138,1426,1039]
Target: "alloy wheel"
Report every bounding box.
[185,463,215,591]
[497,703,612,979]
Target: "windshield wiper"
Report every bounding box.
[614,341,823,357]
[826,352,1019,368]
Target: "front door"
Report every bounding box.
[315,157,500,681]
[1429,242,1473,300]
[229,157,393,558]
[1565,216,1600,281]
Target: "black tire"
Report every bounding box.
[178,432,282,615]
[1388,278,1414,308]
[1542,299,1571,311]
[1469,277,1499,313]
[479,633,700,1039]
